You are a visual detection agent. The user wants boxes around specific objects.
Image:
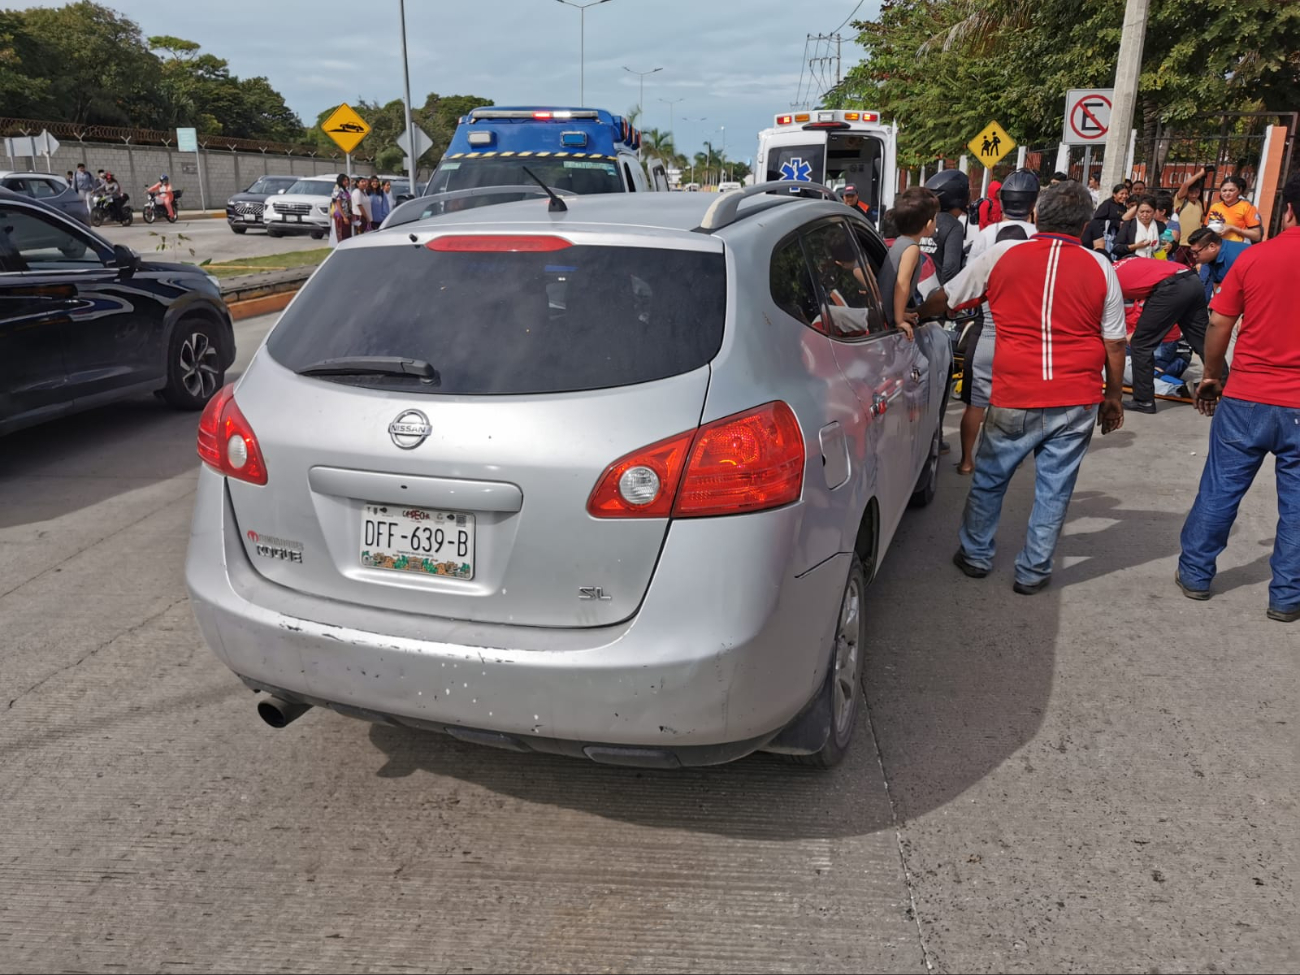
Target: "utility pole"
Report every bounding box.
[399,0,417,183]
[806,32,843,103]
[1100,0,1149,191]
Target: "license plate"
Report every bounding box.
[360,504,474,580]
[243,213,258,222]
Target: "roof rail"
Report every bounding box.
[695,180,838,232]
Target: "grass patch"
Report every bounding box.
[205,247,333,278]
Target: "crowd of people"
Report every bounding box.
[328,174,397,244]
[865,165,1299,622]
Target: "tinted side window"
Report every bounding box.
[0,206,106,268]
[622,162,637,192]
[802,220,884,338]
[770,236,820,327]
[29,179,60,199]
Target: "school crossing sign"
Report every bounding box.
[968,120,1016,167]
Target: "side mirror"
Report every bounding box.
[113,244,139,271]
[278,188,287,194]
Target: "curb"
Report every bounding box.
[228,289,298,321]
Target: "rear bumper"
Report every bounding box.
[186,468,847,763]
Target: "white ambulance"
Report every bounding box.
[755,109,900,217]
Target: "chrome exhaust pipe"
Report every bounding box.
[257,695,312,728]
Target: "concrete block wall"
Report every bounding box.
[20,140,375,208]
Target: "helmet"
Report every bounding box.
[998,169,1040,219]
[925,169,970,211]
[160,174,169,182]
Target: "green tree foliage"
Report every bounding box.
[832,0,1300,168]
[0,3,302,140]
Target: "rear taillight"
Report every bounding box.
[197,384,268,485]
[426,235,572,252]
[587,402,804,519]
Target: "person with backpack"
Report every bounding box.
[954,170,1041,474]
[975,179,1003,230]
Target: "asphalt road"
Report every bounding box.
[1,316,1294,973]
[95,216,326,267]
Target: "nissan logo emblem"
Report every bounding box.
[388,409,431,449]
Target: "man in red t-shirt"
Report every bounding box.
[1178,173,1300,621]
[1114,256,1211,412]
[945,181,1128,594]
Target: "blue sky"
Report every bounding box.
[61,0,874,161]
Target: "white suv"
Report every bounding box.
[263,176,335,239]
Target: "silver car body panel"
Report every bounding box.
[187,191,950,757]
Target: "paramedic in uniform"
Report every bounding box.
[945,181,1128,594]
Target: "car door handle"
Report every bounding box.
[910,367,923,383]
[870,393,889,417]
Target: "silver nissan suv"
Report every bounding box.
[186,183,951,768]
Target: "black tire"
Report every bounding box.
[90,208,104,227]
[120,209,133,227]
[142,206,155,225]
[909,423,942,508]
[266,226,283,238]
[166,211,178,224]
[310,229,325,240]
[231,224,247,235]
[793,555,865,769]
[160,319,225,410]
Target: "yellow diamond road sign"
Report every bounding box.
[321,103,370,154]
[968,120,1015,167]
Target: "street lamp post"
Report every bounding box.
[622,65,662,118]
[684,116,707,185]
[555,0,613,105]
[398,0,417,182]
[658,96,684,141]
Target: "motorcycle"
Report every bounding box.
[90,191,133,227]
[142,188,182,224]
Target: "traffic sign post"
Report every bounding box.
[176,127,207,211]
[968,120,1016,170]
[396,126,434,166]
[1063,89,1113,146]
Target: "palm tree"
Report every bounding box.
[641,127,676,160]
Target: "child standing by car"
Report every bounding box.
[875,187,940,340]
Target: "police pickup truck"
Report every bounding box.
[756,109,899,218]
[425,107,669,196]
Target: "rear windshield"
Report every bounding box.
[266,243,726,395]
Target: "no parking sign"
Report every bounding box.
[1063,89,1113,145]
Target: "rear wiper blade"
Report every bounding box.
[297,356,440,385]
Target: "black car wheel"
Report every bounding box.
[266,226,283,238]
[231,224,247,235]
[909,424,941,508]
[311,229,326,240]
[161,319,225,410]
[793,555,865,769]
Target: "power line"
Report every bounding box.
[831,0,865,36]
[794,35,810,107]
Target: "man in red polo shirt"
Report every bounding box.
[945,181,1127,594]
[1114,256,1211,412]
[1178,173,1300,621]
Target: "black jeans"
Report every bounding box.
[1130,271,1212,403]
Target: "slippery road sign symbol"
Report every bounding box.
[968,121,1015,167]
[321,103,371,154]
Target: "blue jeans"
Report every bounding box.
[1178,397,1300,611]
[959,404,1098,586]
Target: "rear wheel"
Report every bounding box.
[909,424,942,508]
[119,209,133,227]
[166,210,178,224]
[161,319,225,410]
[794,555,865,769]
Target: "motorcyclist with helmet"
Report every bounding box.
[924,169,973,286]
[148,174,176,221]
[102,171,126,221]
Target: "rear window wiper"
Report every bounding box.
[296,356,440,385]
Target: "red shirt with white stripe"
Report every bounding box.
[946,233,1126,409]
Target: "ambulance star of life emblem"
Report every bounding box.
[780,157,813,182]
